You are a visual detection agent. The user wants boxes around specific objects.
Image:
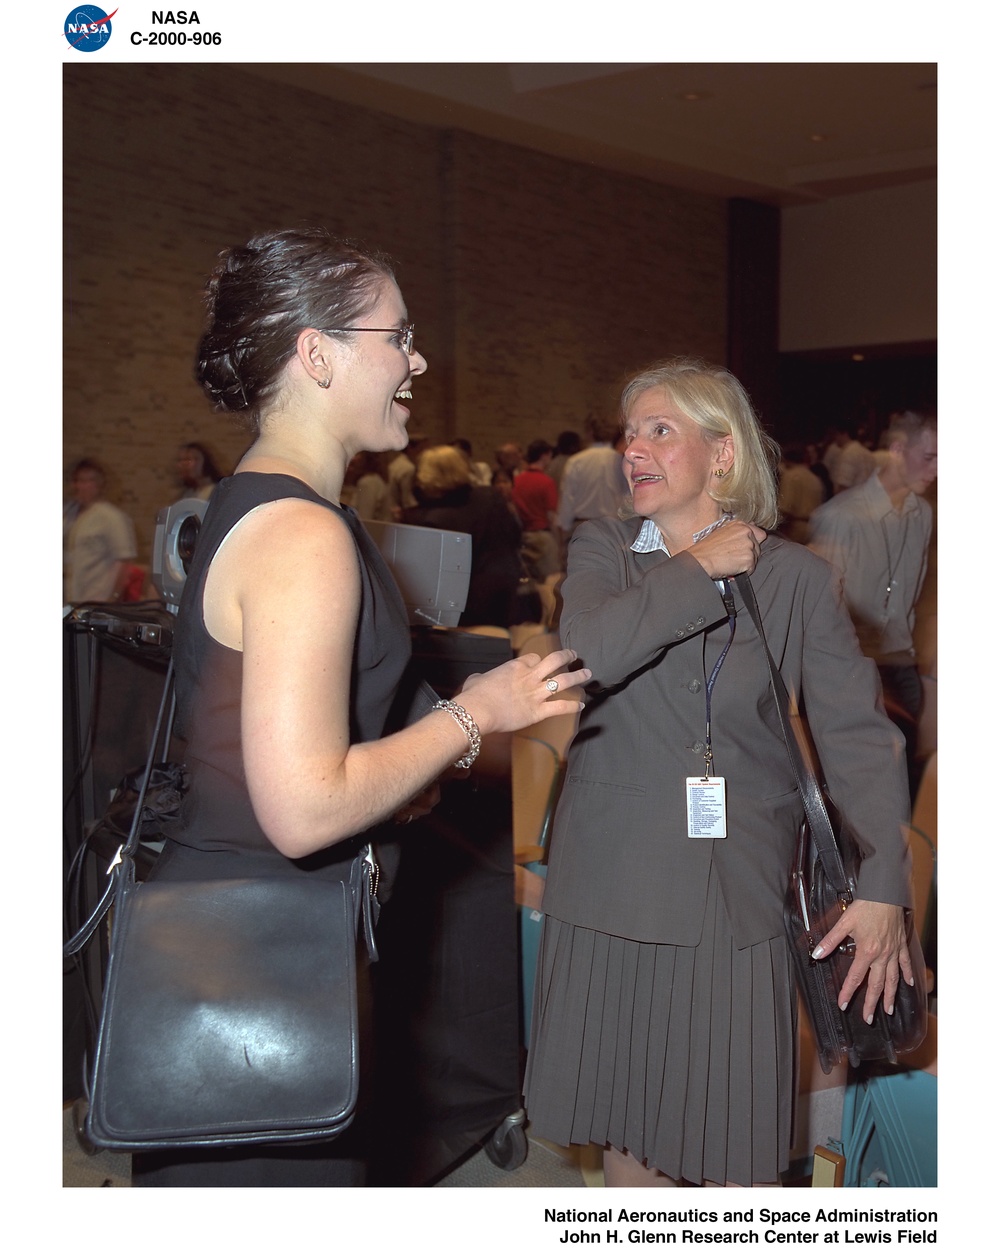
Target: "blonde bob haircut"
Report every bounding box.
[620,358,780,530]
[415,444,473,499]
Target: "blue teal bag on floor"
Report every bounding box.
[841,1067,937,1187]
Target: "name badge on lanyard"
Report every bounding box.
[686,580,735,839]
[686,776,727,838]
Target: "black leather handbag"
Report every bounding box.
[733,574,927,1074]
[64,661,380,1151]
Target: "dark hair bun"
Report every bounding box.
[194,229,395,424]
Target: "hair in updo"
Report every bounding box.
[195,228,396,426]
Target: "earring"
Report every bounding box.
[714,468,726,477]
[317,377,331,390]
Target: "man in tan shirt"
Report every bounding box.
[810,410,937,793]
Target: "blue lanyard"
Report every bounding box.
[702,580,737,779]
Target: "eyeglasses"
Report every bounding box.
[323,323,415,355]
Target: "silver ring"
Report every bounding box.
[545,678,559,693]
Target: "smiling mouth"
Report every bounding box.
[395,388,412,401]
[631,474,661,485]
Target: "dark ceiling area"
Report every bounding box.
[244,62,936,207]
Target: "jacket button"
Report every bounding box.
[687,679,702,693]
[686,622,695,631]
[696,616,705,626]
[675,629,685,639]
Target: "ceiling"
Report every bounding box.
[244,62,937,207]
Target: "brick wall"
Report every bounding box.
[64,65,727,561]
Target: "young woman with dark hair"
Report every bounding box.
[130,228,589,1187]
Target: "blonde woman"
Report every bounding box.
[525,359,912,1189]
[404,443,525,627]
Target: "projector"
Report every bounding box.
[362,520,470,629]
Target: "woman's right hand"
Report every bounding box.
[458,648,590,736]
[688,519,767,580]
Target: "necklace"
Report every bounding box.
[878,508,912,615]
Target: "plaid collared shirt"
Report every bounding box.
[629,514,734,556]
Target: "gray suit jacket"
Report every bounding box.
[542,518,912,948]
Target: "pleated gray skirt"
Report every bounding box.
[523,869,797,1187]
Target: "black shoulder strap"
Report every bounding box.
[732,573,851,895]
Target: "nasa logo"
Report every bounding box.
[64,6,118,52]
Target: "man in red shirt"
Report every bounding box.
[512,439,560,579]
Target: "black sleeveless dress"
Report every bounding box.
[132,472,413,1187]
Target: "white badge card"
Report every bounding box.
[686,776,727,839]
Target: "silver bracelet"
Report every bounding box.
[432,699,482,769]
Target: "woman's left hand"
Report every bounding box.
[812,899,913,1023]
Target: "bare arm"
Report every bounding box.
[107,507,138,602]
[108,559,132,601]
[215,499,589,858]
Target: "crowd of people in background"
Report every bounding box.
[64,413,937,720]
[64,401,936,840]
